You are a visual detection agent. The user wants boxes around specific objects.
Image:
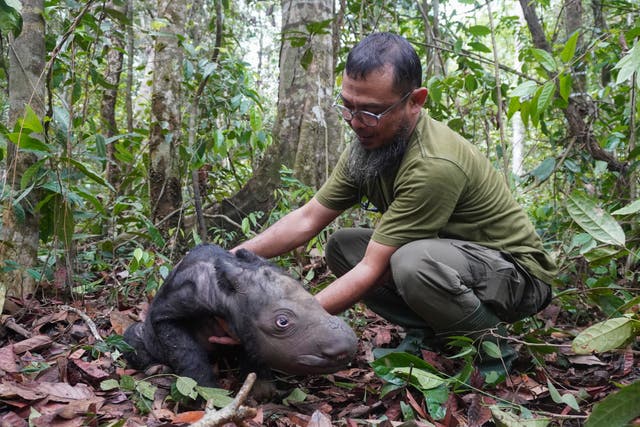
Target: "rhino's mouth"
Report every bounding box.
[285,353,352,374]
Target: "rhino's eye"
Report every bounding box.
[275,315,289,329]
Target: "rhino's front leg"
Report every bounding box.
[154,320,217,387]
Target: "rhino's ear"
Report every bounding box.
[216,260,245,294]
[234,248,263,264]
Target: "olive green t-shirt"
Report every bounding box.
[316,110,557,284]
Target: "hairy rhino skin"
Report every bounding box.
[123,244,358,388]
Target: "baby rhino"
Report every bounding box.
[123,244,358,388]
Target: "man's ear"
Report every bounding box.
[410,87,429,110]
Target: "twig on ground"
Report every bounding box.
[191,372,258,427]
[61,305,103,342]
[2,317,32,338]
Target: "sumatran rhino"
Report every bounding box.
[123,244,358,389]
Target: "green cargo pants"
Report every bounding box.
[325,228,552,337]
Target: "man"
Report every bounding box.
[232,32,557,362]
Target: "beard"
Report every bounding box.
[346,123,412,186]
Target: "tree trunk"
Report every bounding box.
[285,0,342,189]
[101,1,128,189]
[205,0,340,236]
[0,0,46,300]
[149,0,186,235]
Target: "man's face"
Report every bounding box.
[339,65,413,151]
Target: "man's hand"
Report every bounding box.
[208,317,241,345]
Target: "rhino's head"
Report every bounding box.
[219,249,358,375]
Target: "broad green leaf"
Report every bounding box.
[390,366,447,390]
[612,199,640,215]
[559,73,572,101]
[560,31,580,63]
[61,157,115,191]
[529,157,556,182]
[585,381,640,427]
[136,380,157,401]
[0,0,22,37]
[176,376,198,399]
[468,24,491,36]
[196,386,233,408]
[8,132,50,153]
[469,41,491,53]
[566,192,626,247]
[511,81,537,100]
[531,48,557,72]
[20,105,44,133]
[283,387,307,405]
[100,379,120,391]
[490,406,551,427]
[614,42,640,86]
[547,380,580,411]
[536,81,555,114]
[481,341,502,359]
[572,317,638,354]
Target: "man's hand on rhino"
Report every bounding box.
[208,317,241,345]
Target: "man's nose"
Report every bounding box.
[349,114,367,130]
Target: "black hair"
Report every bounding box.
[345,32,422,94]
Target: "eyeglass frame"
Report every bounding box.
[332,90,414,127]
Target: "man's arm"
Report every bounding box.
[233,197,342,259]
[315,239,398,314]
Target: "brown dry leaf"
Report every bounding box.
[0,344,19,373]
[0,381,47,400]
[109,310,135,335]
[55,397,105,419]
[404,388,427,419]
[32,310,69,332]
[173,410,204,423]
[307,410,332,427]
[33,381,96,402]
[69,358,110,384]
[12,335,53,354]
[0,411,28,427]
[464,393,492,427]
[622,350,634,377]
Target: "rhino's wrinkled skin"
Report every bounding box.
[123,244,358,388]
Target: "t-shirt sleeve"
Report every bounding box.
[372,157,468,247]
[315,148,360,211]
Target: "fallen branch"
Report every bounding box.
[191,372,258,427]
[61,305,103,342]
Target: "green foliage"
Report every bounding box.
[572,316,640,354]
[585,380,640,427]
[0,0,22,37]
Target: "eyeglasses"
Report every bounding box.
[333,90,414,127]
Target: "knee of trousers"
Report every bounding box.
[389,241,481,323]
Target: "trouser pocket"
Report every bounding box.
[450,241,551,323]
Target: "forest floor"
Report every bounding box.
[0,270,638,427]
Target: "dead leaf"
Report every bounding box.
[405,389,427,419]
[68,358,110,385]
[109,310,135,335]
[0,381,47,400]
[568,354,607,366]
[308,410,332,427]
[12,335,52,354]
[172,410,203,423]
[33,381,96,402]
[0,344,19,373]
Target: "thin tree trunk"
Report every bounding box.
[149,1,186,237]
[204,0,340,238]
[101,1,128,188]
[1,0,46,299]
